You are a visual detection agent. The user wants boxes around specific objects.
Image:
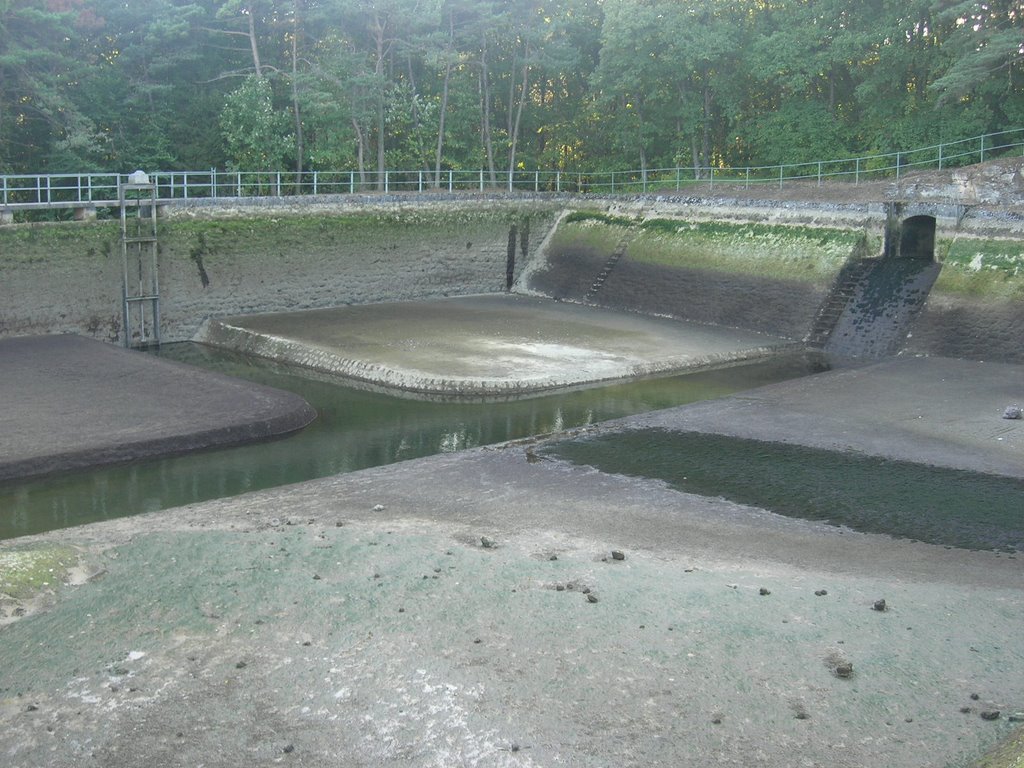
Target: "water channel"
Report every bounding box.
[0,344,825,540]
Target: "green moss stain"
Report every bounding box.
[0,545,78,600]
[935,237,1024,299]
[552,216,868,283]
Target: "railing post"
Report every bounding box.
[211,168,217,198]
[418,170,423,192]
[184,172,190,199]
[938,142,943,170]
[676,166,680,192]
[535,170,539,192]
[896,152,901,181]
[817,161,822,186]
[745,167,750,189]
[508,168,513,192]
[449,169,453,192]
[855,157,860,185]
[980,134,986,163]
[479,169,484,191]
[236,171,241,197]
[611,171,615,193]
[350,171,354,194]
[2,174,7,205]
[778,164,783,190]
[556,170,561,193]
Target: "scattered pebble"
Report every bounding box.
[711,713,723,725]
[25,704,38,712]
[270,517,282,527]
[549,555,558,561]
[970,693,980,701]
[1008,713,1024,723]
[960,706,973,714]
[283,744,295,754]
[373,504,386,511]
[586,593,599,603]
[480,536,497,549]
[556,585,565,592]
[1002,406,1022,420]
[611,550,626,561]
[980,710,1001,721]
[872,599,887,612]
[814,590,828,596]
[312,574,321,581]
[235,661,247,669]
[834,662,854,679]
[759,587,771,596]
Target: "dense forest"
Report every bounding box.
[0,0,1021,178]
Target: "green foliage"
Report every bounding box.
[220,75,294,172]
[0,0,1019,174]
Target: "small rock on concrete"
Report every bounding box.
[834,663,854,679]
[1002,406,1022,420]
[480,536,497,549]
[611,550,626,561]
[759,587,771,596]
[586,593,599,603]
[814,589,828,596]
[980,710,1002,721]
[872,599,887,612]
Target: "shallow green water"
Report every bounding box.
[543,429,1024,552]
[0,345,823,540]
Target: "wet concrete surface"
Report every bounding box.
[0,335,316,482]
[196,294,793,396]
[2,332,1024,766]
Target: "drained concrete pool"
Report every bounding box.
[0,345,825,540]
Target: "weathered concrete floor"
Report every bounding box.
[0,335,315,483]
[196,294,792,396]
[1,355,1023,768]
[0,335,316,482]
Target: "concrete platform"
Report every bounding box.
[0,335,316,482]
[196,294,793,397]
[1,355,1023,768]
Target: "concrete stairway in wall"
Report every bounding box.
[811,257,943,359]
[806,259,876,348]
[585,228,636,302]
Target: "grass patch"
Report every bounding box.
[0,545,78,599]
[935,237,1024,299]
[630,219,868,282]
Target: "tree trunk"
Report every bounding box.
[507,45,529,181]
[434,9,454,188]
[290,2,303,189]
[352,118,367,186]
[372,12,388,191]
[248,13,262,77]
[479,40,496,186]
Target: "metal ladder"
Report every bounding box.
[120,175,160,347]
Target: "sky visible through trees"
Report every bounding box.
[0,0,1020,178]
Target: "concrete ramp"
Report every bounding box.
[196,294,795,398]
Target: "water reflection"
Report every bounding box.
[0,345,824,539]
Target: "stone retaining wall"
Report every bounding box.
[2,193,1021,363]
[0,201,559,344]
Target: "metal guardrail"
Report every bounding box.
[2,128,1022,212]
